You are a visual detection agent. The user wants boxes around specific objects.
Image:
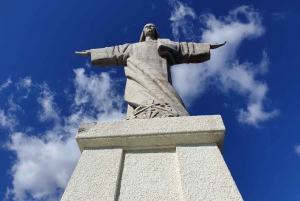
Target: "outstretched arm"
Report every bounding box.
[210,41,226,49]
[158,39,226,65]
[75,43,131,67]
[75,50,91,56]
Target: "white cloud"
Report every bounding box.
[170,4,278,126]
[16,77,32,100]
[0,78,12,92]
[0,83,28,131]
[5,69,125,201]
[16,77,32,90]
[168,0,196,41]
[72,68,125,120]
[258,50,270,74]
[6,132,79,201]
[37,83,60,123]
[238,102,278,126]
[0,110,17,131]
[8,96,23,112]
[295,145,300,155]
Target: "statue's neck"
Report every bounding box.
[145,36,156,41]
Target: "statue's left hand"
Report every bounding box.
[75,50,91,56]
[210,41,226,49]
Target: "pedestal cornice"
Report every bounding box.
[76,115,225,152]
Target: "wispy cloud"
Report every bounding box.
[8,96,22,112]
[16,77,32,90]
[16,77,32,100]
[148,1,156,10]
[0,79,31,131]
[0,78,12,92]
[85,60,91,68]
[272,12,286,21]
[5,69,125,201]
[258,50,270,74]
[295,144,300,155]
[168,0,196,41]
[37,83,60,123]
[170,4,278,126]
[0,109,17,131]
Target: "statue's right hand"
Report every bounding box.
[210,41,226,49]
[75,50,91,56]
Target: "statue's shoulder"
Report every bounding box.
[158,38,173,43]
[158,38,178,45]
[157,38,179,51]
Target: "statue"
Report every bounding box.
[76,23,225,120]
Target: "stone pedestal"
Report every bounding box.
[61,115,243,201]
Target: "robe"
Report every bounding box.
[90,39,210,119]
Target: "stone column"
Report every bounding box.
[61,115,243,201]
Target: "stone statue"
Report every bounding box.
[76,23,225,120]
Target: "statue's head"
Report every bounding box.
[139,23,160,42]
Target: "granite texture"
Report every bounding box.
[76,115,225,152]
[118,150,183,200]
[60,148,123,201]
[62,115,243,201]
[177,144,243,200]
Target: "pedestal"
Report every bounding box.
[61,115,243,201]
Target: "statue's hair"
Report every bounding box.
[139,23,160,42]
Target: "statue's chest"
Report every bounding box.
[131,41,161,61]
[130,41,169,81]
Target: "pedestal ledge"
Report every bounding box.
[76,115,225,152]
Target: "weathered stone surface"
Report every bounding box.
[62,115,243,201]
[118,150,183,200]
[76,23,225,119]
[177,145,243,200]
[76,115,225,152]
[61,148,123,201]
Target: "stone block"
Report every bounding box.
[76,115,225,152]
[61,115,243,200]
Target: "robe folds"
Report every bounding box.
[90,39,210,119]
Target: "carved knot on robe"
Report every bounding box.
[125,100,179,120]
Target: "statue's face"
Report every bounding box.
[143,24,156,37]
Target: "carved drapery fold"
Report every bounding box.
[126,100,179,120]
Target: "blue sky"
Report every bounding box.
[0,0,300,200]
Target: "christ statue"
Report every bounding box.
[76,23,225,120]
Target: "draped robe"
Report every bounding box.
[90,39,210,119]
